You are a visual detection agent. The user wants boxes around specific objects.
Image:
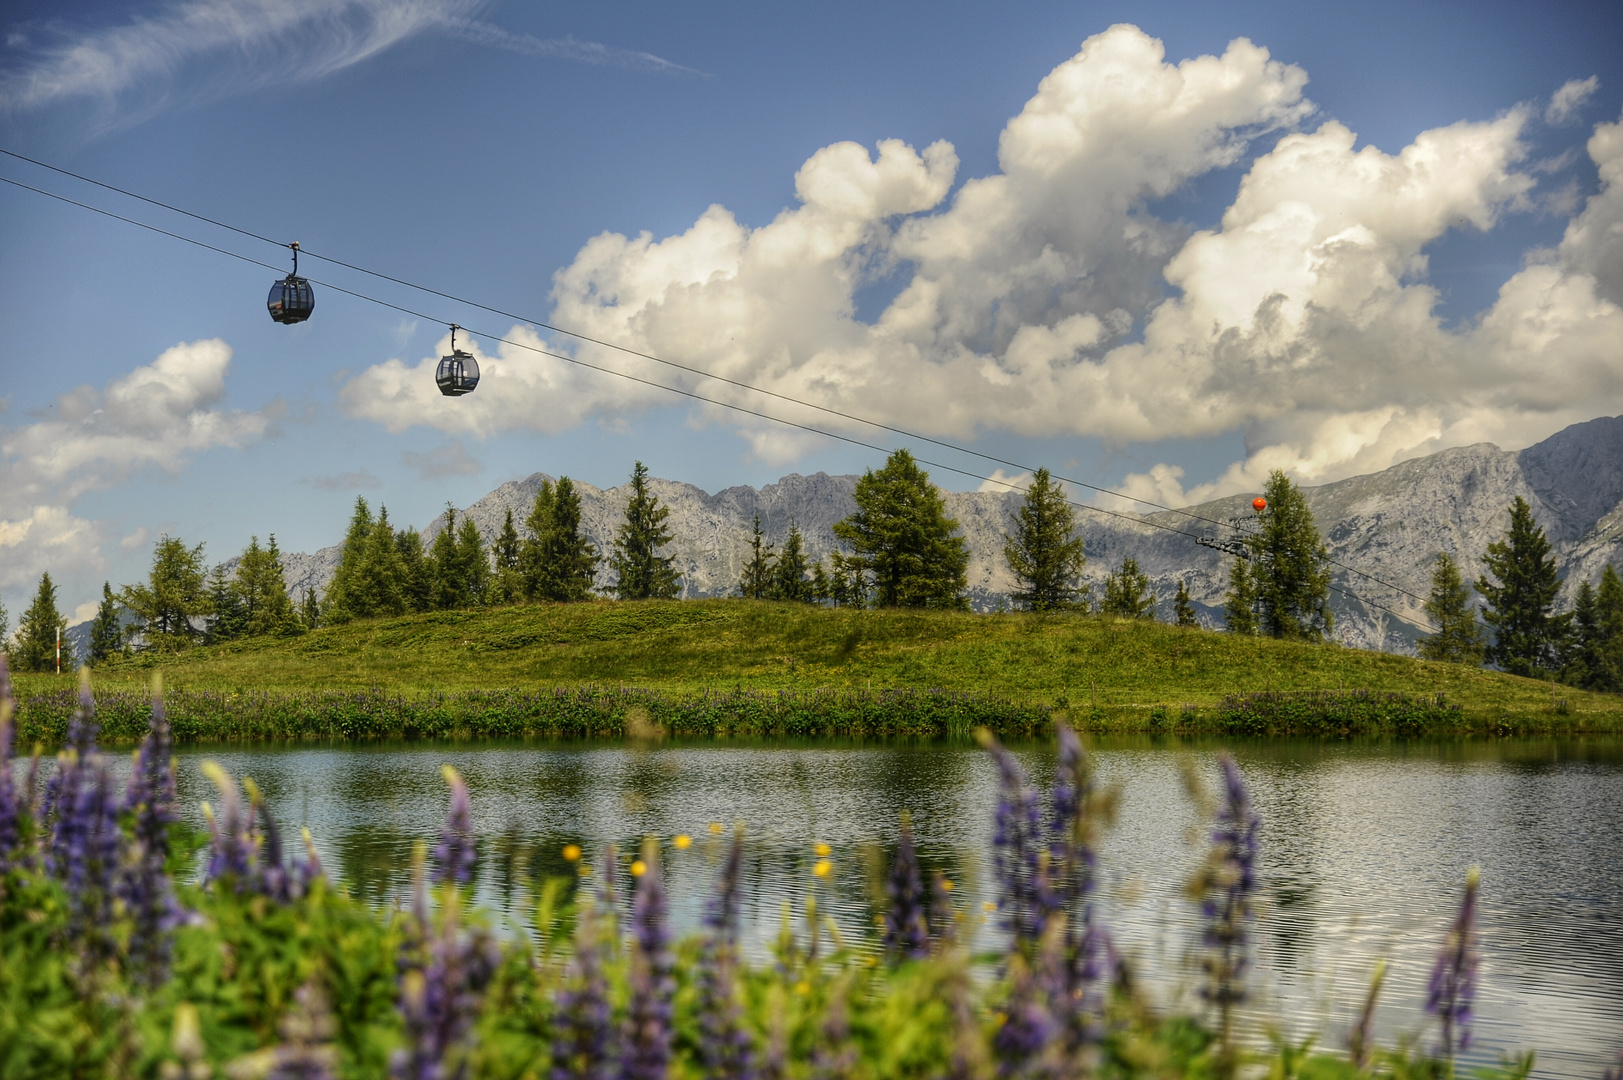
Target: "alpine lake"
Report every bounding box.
[74,735,1623,1077]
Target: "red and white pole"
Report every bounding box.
[56,626,61,673]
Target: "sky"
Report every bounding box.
[1,0,1620,626]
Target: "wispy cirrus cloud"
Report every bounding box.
[0,0,700,128]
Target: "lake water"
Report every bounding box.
[36,736,1623,1076]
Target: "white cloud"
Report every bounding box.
[119,526,151,551]
[444,19,704,77]
[977,468,1032,494]
[0,0,480,123]
[403,440,482,479]
[302,469,383,491]
[0,339,272,592]
[1547,76,1599,125]
[341,25,1623,504]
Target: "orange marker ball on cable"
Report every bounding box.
[1252,497,1268,512]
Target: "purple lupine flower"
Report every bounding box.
[883,814,928,961]
[1425,868,1480,1060]
[49,751,123,967]
[979,731,1044,949]
[1194,753,1260,1059]
[42,674,100,820]
[550,896,616,1080]
[0,656,24,876]
[993,918,1066,1077]
[621,840,673,1080]
[265,980,340,1080]
[1602,1050,1623,1080]
[393,848,501,1080]
[200,761,256,885]
[432,765,477,888]
[809,982,856,1080]
[120,682,180,987]
[697,830,755,1080]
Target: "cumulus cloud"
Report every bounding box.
[1547,76,1599,125]
[342,24,1622,506]
[0,339,273,588]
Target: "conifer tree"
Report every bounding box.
[355,507,410,617]
[430,505,468,610]
[88,582,123,663]
[520,480,557,600]
[490,508,523,605]
[826,552,868,608]
[771,522,814,602]
[457,514,491,605]
[1224,556,1257,635]
[323,497,376,623]
[236,535,298,637]
[611,462,681,600]
[1174,579,1198,628]
[522,478,598,601]
[810,562,831,604]
[301,587,322,630]
[0,593,7,647]
[1477,497,1567,677]
[122,536,210,651]
[1101,556,1156,618]
[14,572,71,672]
[1247,471,1333,641]
[1563,565,1622,692]
[1004,468,1087,611]
[738,515,777,599]
[204,565,246,644]
[1418,553,1486,665]
[834,449,968,609]
[397,527,433,613]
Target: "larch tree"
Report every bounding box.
[833,449,968,609]
[14,572,71,673]
[121,537,210,652]
[610,462,681,601]
[1101,556,1156,619]
[1477,497,1567,678]
[1004,468,1087,611]
[1417,553,1486,665]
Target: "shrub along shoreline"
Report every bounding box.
[10,684,1604,747]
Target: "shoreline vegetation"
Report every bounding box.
[10,601,1622,745]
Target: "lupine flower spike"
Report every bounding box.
[432,764,477,888]
[883,812,928,961]
[1348,958,1387,1069]
[975,728,1044,950]
[621,837,673,1080]
[0,654,23,877]
[1426,867,1480,1062]
[46,672,123,968]
[1192,752,1260,1075]
[551,875,616,1080]
[697,829,755,1080]
[120,675,180,986]
[200,760,256,886]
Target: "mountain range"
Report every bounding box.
[69,415,1623,659]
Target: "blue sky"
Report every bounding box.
[2,0,1620,624]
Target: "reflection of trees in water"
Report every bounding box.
[331,827,415,907]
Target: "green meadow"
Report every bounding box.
[11,600,1620,740]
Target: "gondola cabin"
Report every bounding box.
[436,326,479,396]
[267,242,314,324]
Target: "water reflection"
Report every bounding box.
[25,735,1620,1077]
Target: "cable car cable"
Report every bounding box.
[0,165,1436,628]
[0,147,1433,607]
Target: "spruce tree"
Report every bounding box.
[1418,553,1486,665]
[827,552,868,608]
[520,480,557,600]
[204,565,246,644]
[543,477,599,601]
[610,462,681,600]
[456,515,491,605]
[1004,468,1086,611]
[1477,497,1566,678]
[490,508,523,605]
[430,505,467,610]
[88,582,123,663]
[391,528,430,613]
[323,497,376,623]
[833,449,968,609]
[810,562,831,604]
[14,572,71,673]
[358,507,410,616]
[301,587,322,630]
[1101,556,1155,618]
[122,536,210,651]
[738,515,777,599]
[1224,556,1257,635]
[771,522,814,602]
[1174,579,1198,628]
[235,535,298,637]
[1248,471,1333,641]
[1563,566,1623,692]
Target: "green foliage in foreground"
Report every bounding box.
[33,601,1623,734]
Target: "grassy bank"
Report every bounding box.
[11,599,1620,741]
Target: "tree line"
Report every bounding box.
[3,454,1620,692]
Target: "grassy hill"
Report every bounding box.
[11,600,1620,739]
